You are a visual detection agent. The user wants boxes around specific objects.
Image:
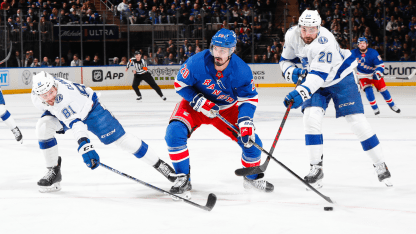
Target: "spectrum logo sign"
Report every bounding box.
[0,70,9,86]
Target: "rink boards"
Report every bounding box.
[1,62,415,94]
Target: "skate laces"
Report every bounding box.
[158,163,171,176]
[251,179,266,190]
[374,163,387,175]
[11,128,21,137]
[42,169,56,181]
[307,164,322,177]
[172,174,188,188]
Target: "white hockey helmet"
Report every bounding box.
[298,10,321,29]
[32,71,57,95]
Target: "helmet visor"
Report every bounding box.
[300,26,319,34]
[212,45,232,56]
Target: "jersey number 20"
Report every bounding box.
[318,52,332,63]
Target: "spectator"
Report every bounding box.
[60,57,67,66]
[89,13,101,24]
[83,55,91,66]
[119,56,127,65]
[195,46,201,54]
[50,8,58,24]
[253,54,261,63]
[164,53,175,64]
[289,16,297,28]
[71,54,83,66]
[91,55,101,66]
[260,54,269,63]
[185,45,194,57]
[30,58,41,67]
[52,57,60,66]
[252,16,262,41]
[59,9,70,24]
[409,26,416,41]
[117,0,129,23]
[113,57,119,65]
[69,10,81,24]
[10,51,21,67]
[22,52,33,67]
[265,45,273,61]
[41,57,50,67]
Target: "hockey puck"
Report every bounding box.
[324,207,333,211]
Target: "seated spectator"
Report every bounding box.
[30,58,41,67]
[159,6,169,24]
[89,13,101,24]
[69,10,81,24]
[59,9,71,24]
[185,45,194,57]
[26,8,38,22]
[253,54,261,63]
[52,57,60,66]
[272,52,280,63]
[60,57,68,66]
[164,53,175,65]
[409,26,416,40]
[195,46,201,54]
[113,57,119,65]
[50,8,59,24]
[252,16,262,41]
[136,2,149,24]
[91,55,101,66]
[83,55,91,66]
[41,57,50,67]
[119,56,127,65]
[22,52,33,67]
[71,54,83,66]
[260,54,269,63]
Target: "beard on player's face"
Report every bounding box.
[358,43,368,52]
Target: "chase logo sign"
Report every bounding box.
[0,70,9,86]
[318,37,328,44]
[92,70,103,82]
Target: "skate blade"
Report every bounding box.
[171,191,191,201]
[306,179,323,190]
[39,182,61,193]
[382,178,393,187]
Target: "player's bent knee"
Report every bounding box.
[303,107,324,134]
[165,121,188,147]
[36,116,62,139]
[113,133,143,153]
[345,114,374,140]
[0,104,6,116]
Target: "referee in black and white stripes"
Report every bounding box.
[126,51,166,101]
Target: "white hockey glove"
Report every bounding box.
[284,67,307,84]
[190,93,220,118]
[238,117,255,148]
[373,70,383,80]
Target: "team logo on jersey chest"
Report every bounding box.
[318,37,328,44]
[55,94,63,103]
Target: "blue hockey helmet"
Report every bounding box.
[357,37,368,44]
[210,28,237,56]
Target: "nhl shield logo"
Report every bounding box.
[92,70,103,82]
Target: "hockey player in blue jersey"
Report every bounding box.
[280,10,392,188]
[0,88,23,143]
[165,28,274,199]
[31,71,175,193]
[351,37,400,115]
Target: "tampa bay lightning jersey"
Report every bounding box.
[31,78,97,129]
[351,48,384,75]
[175,49,258,119]
[280,26,357,90]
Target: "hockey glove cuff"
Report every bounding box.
[238,117,255,148]
[283,85,311,109]
[190,93,220,118]
[78,137,100,170]
[373,70,383,80]
[284,67,307,84]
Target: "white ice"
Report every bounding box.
[0,87,415,234]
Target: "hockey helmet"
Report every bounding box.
[357,37,368,44]
[210,28,237,56]
[298,10,321,30]
[32,71,57,95]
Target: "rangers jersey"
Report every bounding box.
[175,49,258,119]
[351,48,384,76]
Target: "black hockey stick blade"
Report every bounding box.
[99,162,217,211]
[235,157,270,176]
[204,193,217,211]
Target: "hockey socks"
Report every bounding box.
[364,87,378,110]
[380,90,395,107]
[165,121,190,175]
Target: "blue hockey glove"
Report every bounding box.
[190,93,220,118]
[77,138,100,170]
[373,70,383,80]
[238,117,255,148]
[284,67,307,84]
[283,86,312,109]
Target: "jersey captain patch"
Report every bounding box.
[318,36,328,44]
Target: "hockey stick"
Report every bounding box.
[0,41,12,64]
[216,114,333,204]
[235,78,303,177]
[98,162,217,211]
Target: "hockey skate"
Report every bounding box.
[374,162,393,187]
[161,96,167,101]
[170,173,192,200]
[11,127,23,144]
[373,108,380,115]
[389,105,401,113]
[304,162,324,189]
[243,173,274,192]
[136,96,142,102]
[38,156,62,193]
[153,159,176,182]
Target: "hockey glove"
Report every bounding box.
[284,67,307,84]
[238,117,255,148]
[373,70,383,80]
[77,138,100,170]
[190,93,220,118]
[284,86,312,109]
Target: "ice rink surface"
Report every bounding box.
[1,87,415,234]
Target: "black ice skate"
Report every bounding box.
[389,105,400,113]
[243,173,274,192]
[304,161,324,189]
[11,126,23,144]
[374,162,392,187]
[38,156,62,193]
[373,108,380,115]
[153,159,176,182]
[170,173,192,200]
[137,96,142,102]
[161,96,167,101]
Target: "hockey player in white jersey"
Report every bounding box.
[280,10,392,187]
[31,71,175,193]
[0,88,23,143]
